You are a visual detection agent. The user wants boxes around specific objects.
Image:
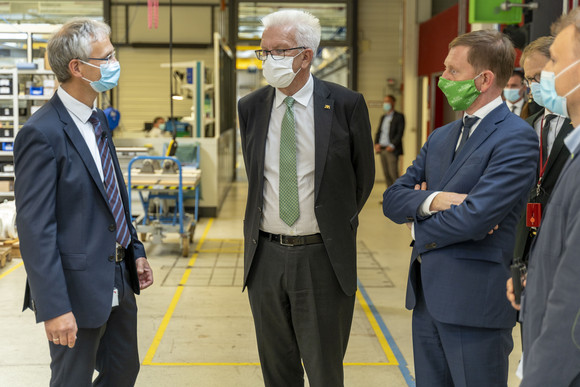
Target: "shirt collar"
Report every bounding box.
[464,96,503,121]
[57,87,95,124]
[564,124,580,155]
[275,74,314,108]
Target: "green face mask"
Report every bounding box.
[438,73,483,111]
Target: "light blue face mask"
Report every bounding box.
[530,82,544,107]
[503,88,521,103]
[383,102,392,112]
[80,60,121,92]
[540,59,580,117]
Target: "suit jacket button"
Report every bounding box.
[252,239,257,244]
[425,242,437,249]
[257,207,262,213]
[108,255,115,262]
[109,223,116,232]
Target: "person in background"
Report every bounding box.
[504,69,527,116]
[383,29,538,387]
[147,116,168,138]
[507,35,574,316]
[14,18,153,387]
[374,94,405,191]
[520,9,580,386]
[238,9,374,387]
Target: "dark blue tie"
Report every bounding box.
[455,115,479,157]
[89,111,131,248]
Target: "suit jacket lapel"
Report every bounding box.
[256,87,275,203]
[53,94,109,204]
[543,117,573,177]
[436,105,504,190]
[313,77,333,201]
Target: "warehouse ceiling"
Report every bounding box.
[0,1,102,25]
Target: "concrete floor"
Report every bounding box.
[0,181,523,386]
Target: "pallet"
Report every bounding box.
[0,238,19,259]
[0,246,11,268]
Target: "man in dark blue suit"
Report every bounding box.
[14,19,153,386]
[383,29,538,387]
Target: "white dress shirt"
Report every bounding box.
[57,87,104,181]
[378,111,394,147]
[260,74,320,236]
[506,98,524,116]
[534,109,566,157]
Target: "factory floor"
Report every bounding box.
[0,180,523,387]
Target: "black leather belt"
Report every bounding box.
[115,243,125,262]
[260,231,323,247]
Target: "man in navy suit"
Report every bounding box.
[383,29,538,387]
[14,19,153,386]
[238,9,374,387]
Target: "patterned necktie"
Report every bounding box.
[279,97,300,226]
[455,115,479,157]
[89,111,131,248]
[541,114,556,165]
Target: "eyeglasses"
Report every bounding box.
[524,74,541,88]
[86,51,117,65]
[254,47,306,61]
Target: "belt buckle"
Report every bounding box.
[279,235,295,247]
[115,243,125,262]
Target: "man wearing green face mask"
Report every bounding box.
[383,29,539,387]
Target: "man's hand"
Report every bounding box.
[45,312,77,348]
[430,192,468,212]
[374,144,382,154]
[386,145,395,152]
[506,276,526,311]
[488,225,499,234]
[136,257,154,290]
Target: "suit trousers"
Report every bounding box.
[379,149,399,187]
[412,265,513,387]
[49,260,140,387]
[247,233,355,387]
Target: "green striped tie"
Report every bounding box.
[279,97,300,226]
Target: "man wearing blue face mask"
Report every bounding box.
[13,18,153,386]
[521,9,580,386]
[503,70,527,116]
[507,36,574,315]
[238,9,374,387]
[374,94,405,190]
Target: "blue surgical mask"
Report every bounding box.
[503,88,521,103]
[80,60,121,92]
[159,123,166,131]
[540,60,580,117]
[383,103,392,112]
[530,82,544,107]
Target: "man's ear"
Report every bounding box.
[478,70,495,93]
[68,59,83,79]
[301,48,314,69]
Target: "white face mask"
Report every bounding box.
[262,51,303,88]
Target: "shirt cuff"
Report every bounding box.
[418,191,441,217]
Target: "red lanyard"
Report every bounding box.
[538,115,549,179]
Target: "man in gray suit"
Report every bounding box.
[521,9,580,386]
[14,19,153,386]
[238,9,375,387]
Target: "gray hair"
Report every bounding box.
[47,18,111,83]
[262,10,321,55]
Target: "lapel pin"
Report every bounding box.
[324,105,330,110]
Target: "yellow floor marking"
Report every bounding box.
[143,234,397,367]
[0,261,24,280]
[142,218,214,365]
[355,291,399,365]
